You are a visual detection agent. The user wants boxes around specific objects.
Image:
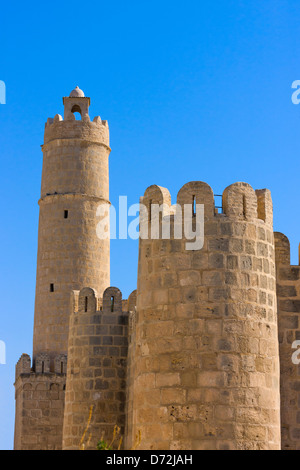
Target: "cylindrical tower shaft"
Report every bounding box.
[32,87,111,366]
[128,181,281,451]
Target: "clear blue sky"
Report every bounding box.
[0,0,300,450]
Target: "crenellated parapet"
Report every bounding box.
[274,233,300,450]
[43,114,109,148]
[140,181,273,228]
[137,180,276,319]
[62,286,136,450]
[15,353,68,380]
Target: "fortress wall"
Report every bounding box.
[129,181,281,450]
[62,287,129,450]
[14,353,66,450]
[275,233,300,450]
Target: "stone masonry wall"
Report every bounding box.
[275,232,300,450]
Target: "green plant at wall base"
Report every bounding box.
[97,425,123,450]
[97,440,112,450]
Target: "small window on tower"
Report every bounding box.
[243,195,247,218]
[64,210,69,219]
[149,200,152,222]
[50,284,54,292]
[192,195,196,217]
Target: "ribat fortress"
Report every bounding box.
[13,88,300,451]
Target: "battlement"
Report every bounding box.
[69,285,137,355]
[69,286,138,346]
[45,114,108,128]
[275,232,300,267]
[140,181,273,229]
[43,114,110,147]
[15,353,68,380]
[71,286,136,316]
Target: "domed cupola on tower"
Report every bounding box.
[63,86,91,120]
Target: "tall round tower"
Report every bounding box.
[127,181,281,450]
[32,87,111,367]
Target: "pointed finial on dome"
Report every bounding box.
[69,86,85,98]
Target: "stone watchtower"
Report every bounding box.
[33,87,111,363]
[126,182,281,450]
[14,88,111,450]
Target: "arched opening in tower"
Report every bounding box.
[71,104,82,120]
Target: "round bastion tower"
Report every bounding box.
[32,87,111,367]
[128,181,281,451]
